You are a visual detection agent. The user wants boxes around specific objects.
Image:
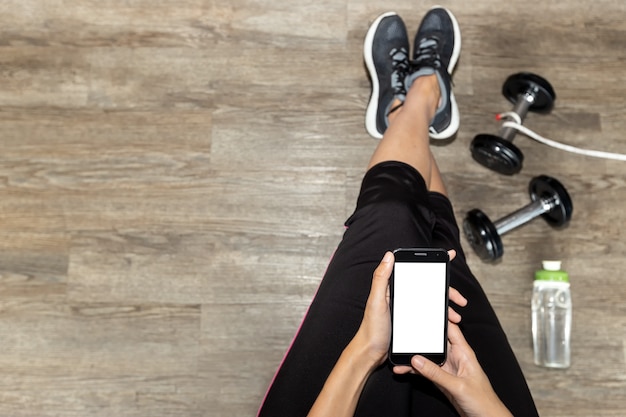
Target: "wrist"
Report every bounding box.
[346,331,386,373]
[466,387,514,417]
[483,394,514,417]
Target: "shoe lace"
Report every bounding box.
[410,37,443,71]
[389,47,409,96]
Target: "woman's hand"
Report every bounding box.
[393,322,513,417]
[307,250,467,417]
[353,250,466,369]
[350,251,394,368]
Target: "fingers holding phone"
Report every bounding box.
[364,250,510,416]
[447,286,468,324]
[354,250,466,369]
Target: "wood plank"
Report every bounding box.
[0,0,623,416]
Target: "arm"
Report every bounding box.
[305,334,380,417]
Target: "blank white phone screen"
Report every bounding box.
[392,261,446,354]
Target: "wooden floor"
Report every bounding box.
[0,1,624,416]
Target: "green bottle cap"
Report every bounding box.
[535,260,569,283]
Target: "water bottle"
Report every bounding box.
[532,260,572,368]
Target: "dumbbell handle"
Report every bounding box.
[497,92,535,141]
[494,195,556,235]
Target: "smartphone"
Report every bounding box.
[389,248,450,366]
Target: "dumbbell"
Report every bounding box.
[470,72,556,175]
[463,175,573,261]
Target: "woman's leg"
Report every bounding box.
[257,78,454,415]
[257,160,458,417]
[256,7,539,417]
[367,75,439,186]
[370,13,538,412]
[257,13,460,417]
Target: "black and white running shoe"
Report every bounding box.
[405,6,461,140]
[364,12,410,139]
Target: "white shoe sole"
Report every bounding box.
[429,6,461,140]
[363,11,398,140]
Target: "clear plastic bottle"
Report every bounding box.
[531,260,572,368]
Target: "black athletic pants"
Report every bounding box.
[257,161,539,417]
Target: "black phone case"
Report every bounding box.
[389,248,449,366]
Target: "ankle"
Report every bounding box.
[406,74,440,116]
[387,98,404,124]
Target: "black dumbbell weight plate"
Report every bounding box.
[529,175,573,227]
[463,209,504,261]
[470,134,524,175]
[502,72,556,113]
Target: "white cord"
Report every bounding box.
[496,112,626,162]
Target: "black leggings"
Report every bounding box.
[257,161,539,417]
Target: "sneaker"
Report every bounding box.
[364,12,410,139]
[405,6,461,140]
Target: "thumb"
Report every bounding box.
[412,355,454,388]
[371,251,393,294]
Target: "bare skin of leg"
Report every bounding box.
[367,74,448,196]
[428,154,448,196]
